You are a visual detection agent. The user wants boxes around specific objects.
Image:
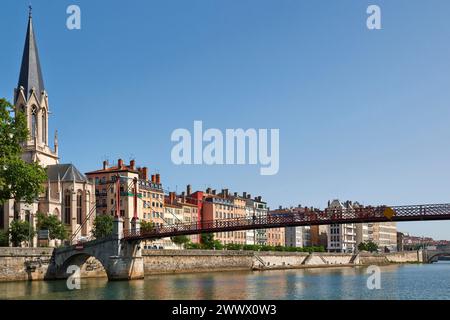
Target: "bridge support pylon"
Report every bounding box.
[107,217,144,280]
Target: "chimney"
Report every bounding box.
[155,174,161,184]
[206,187,211,194]
[142,167,148,180]
[186,184,192,196]
[279,205,282,210]
[118,159,123,168]
[169,192,176,204]
[224,189,229,197]
[212,189,216,195]
[103,160,108,170]
[243,192,247,198]
[181,192,186,202]
[247,194,251,199]
[234,192,238,197]
[151,175,156,183]
[130,160,135,170]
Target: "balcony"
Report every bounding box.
[120,191,143,198]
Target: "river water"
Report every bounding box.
[1,262,449,300]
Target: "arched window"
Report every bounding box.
[64,192,71,225]
[41,110,47,144]
[77,192,82,225]
[31,106,38,140]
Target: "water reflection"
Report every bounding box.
[0,262,449,300]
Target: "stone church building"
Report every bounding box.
[0,11,95,246]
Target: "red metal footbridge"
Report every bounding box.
[122,203,450,241]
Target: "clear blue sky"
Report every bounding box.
[1,0,450,239]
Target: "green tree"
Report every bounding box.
[36,212,67,241]
[365,241,379,253]
[0,99,47,204]
[140,220,155,233]
[358,241,378,253]
[171,235,190,247]
[0,230,8,247]
[92,214,113,239]
[185,242,202,250]
[9,220,35,247]
[358,242,367,252]
[200,233,215,248]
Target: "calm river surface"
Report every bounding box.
[1,262,449,300]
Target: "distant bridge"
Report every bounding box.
[53,202,450,281]
[424,247,450,263]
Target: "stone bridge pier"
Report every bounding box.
[53,218,144,281]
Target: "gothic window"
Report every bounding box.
[77,192,82,225]
[41,110,47,144]
[31,106,37,140]
[64,192,71,225]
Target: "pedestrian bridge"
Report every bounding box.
[53,202,450,281]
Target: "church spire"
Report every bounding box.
[16,6,45,102]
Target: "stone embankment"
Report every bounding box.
[0,247,423,282]
[143,250,423,274]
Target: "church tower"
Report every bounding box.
[14,8,59,167]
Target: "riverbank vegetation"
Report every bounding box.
[184,233,325,252]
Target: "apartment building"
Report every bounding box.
[327,200,357,253]
[356,221,397,252]
[245,194,269,246]
[139,171,165,228]
[311,225,328,248]
[85,159,143,231]
[270,206,310,248]
[267,227,285,247]
[202,188,246,245]
[177,191,200,244]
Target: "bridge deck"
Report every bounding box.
[122,203,450,241]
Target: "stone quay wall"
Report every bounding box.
[0,247,424,282]
[0,247,54,282]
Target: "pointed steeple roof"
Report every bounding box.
[17,7,45,102]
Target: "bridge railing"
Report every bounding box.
[121,205,386,240]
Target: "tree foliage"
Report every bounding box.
[171,235,190,246]
[358,241,379,253]
[0,98,47,204]
[140,220,155,233]
[0,230,8,247]
[200,233,214,246]
[92,214,113,239]
[36,212,67,240]
[9,219,35,247]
